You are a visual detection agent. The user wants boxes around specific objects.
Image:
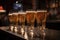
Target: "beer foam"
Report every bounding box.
[26,11,36,13]
[8,14,13,15]
[18,12,26,14]
[0,10,6,12]
[12,13,18,15]
[37,10,47,12]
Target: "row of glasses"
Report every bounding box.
[26,10,47,40]
[8,10,47,40]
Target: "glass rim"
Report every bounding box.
[26,11,37,13]
[12,13,18,15]
[37,10,47,12]
[8,13,13,15]
[18,11,26,14]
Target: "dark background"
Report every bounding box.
[0,0,46,12]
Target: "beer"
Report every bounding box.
[36,10,47,29]
[26,11,36,24]
[12,13,18,25]
[8,13,13,23]
[18,12,26,25]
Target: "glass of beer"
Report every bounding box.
[36,10,47,29]
[8,13,13,25]
[26,10,36,39]
[18,12,26,26]
[8,13,14,31]
[18,12,26,35]
[12,13,18,25]
[8,12,18,32]
[36,10,47,40]
[26,11,36,26]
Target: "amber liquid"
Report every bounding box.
[9,14,14,23]
[12,14,18,25]
[36,12,45,23]
[26,12,35,24]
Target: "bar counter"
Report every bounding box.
[0,27,26,40]
[0,26,60,40]
[46,20,60,30]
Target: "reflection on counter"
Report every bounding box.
[0,26,60,40]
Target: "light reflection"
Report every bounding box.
[10,26,14,32]
[24,32,28,40]
[30,30,34,38]
[14,27,18,33]
[21,27,24,36]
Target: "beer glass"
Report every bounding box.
[26,11,36,26]
[36,10,47,29]
[26,11,36,39]
[8,13,14,32]
[18,12,26,35]
[12,13,18,33]
[8,12,18,32]
[18,12,26,26]
[36,10,47,40]
[12,13,18,25]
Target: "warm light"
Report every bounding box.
[30,30,34,38]
[18,12,26,14]
[10,26,14,32]
[26,11,36,13]
[0,6,3,10]
[16,1,18,3]
[50,3,58,8]
[14,27,18,33]
[40,27,46,36]
[21,28,24,35]
[37,10,47,12]
[8,13,13,16]
[24,32,28,40]
[0,6,6,12]
[12,13,18,15]
[0,10,6,12]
